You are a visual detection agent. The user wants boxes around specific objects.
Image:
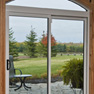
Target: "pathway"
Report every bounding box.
[9,81,83,94]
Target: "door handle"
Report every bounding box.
[7,59,11,70]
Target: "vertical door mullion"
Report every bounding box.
[84,18,89,94]
[6,11,9,94]
[47,16,52,94]
[87,17,90,94]
[84,19,86,94]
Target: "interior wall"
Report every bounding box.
[89,9,94,94]
[0,0,94,94]
[0,0,6,94]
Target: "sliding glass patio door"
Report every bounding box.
[6,15,49,94]
[6,6,89,94]
[51,17,85,94]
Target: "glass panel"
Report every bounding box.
[51,19,84,94]
[7,0,86,11]
[9,16,48,94]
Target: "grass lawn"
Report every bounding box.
[18,53,25,56]
[14,55,83,78]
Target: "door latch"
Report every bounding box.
[7,59,11,70]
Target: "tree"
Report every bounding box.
[63,44,67,52]
[9,28,18,57]
[37,32,57,57]
[25,26,37,57]
[41,34,56,47]
[15,42,26,53]
[36,42,47,57]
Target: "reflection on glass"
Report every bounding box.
[9,16,47,94]
[51,19,84,94]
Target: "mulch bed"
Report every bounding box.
[26,76,63,84]
[10,76,63,84]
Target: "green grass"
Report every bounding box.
[18,53,25,56]
[14,55,83,78]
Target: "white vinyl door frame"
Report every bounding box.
[6,5,90,94]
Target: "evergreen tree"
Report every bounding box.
[25,26,37,57]
[63,44,67,52]
[9,28,18,57]
[36,41,47,57]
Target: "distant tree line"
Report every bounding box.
[9,27,83,58]
[16,43,83,54]
[55,43,83,53]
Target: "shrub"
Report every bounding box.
[41,73,47,79]
[57,70,63,76]
[31,75,39,80]
[62,58,83,89]
[51,73,59,78]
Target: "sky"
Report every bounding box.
[8,0,85,43]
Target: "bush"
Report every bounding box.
[62,58,83,89]
[41,73,47,79]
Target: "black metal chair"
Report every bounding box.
[9,55,32,91]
